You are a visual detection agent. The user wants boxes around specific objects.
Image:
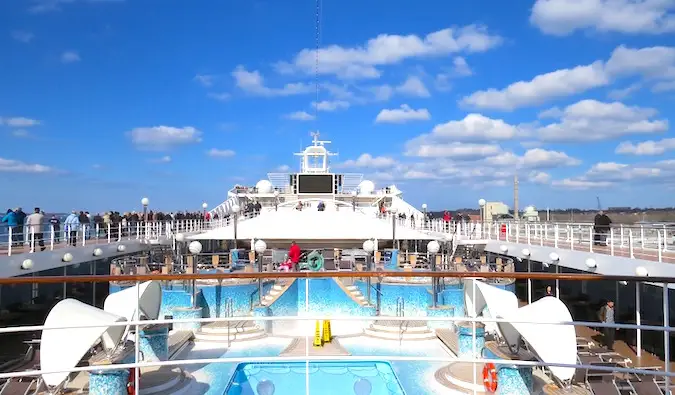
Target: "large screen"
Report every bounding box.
[298,174,333,194]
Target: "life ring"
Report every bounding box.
[127,368,137,395]
[482,362,497,393]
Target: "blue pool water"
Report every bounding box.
[225,361,406,395]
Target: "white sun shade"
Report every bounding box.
[463,278,519,339]
[41,299,127,388]
[103,280,162,321]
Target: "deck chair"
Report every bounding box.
[629,379,663,395]
[0,379,36,395]
[588,380,621,395]
[338,255,354,271]
[230,249,248,269]
[323,249,336,270]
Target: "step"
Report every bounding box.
[140,369,194,395]
[269,289,280,296]
[363,327,437,340]
[195,328,266,342]
[263,295,274,301]
[345,285,358,291]
[273,284,285,291]
[370,323,432,333]
[200,321,256,334]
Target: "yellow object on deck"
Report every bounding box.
[322,320,332,343]
[313,320,323,347]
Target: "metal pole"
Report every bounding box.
[432,252,437,308]
[191,254,197,308]
[555,264,559,298]
[234,213,238,249]
[258,253,263,305]
[366,254,371,304]
[376,280,381,315]
[527,258,532,304]
[636,282,642,358]
[663,281,670,393]
[392,215,396,248]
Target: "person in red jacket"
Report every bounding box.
[443,210,452,231]
[288,241,301,271]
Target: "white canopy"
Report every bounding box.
[41,299,127,388]
[498,297,577,383]
[189,210,437,241]
[103,280,162,321]
[463,279,519,338]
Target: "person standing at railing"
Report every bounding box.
[593,211,612,246]
[15,208,26,245]
[443,211,451,232]
[288,241,301,271]
[598,300,616,351]
[25,207,46,251]
[64,211,80,246]
[49,215,61,243]
[1,209,19,246]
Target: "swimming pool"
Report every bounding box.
[224,361,406,395]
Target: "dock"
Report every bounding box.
[278,337,350,357]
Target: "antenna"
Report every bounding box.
[596,196,601,210]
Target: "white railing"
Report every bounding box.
[0,274,671,395]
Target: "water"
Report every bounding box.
[224,361,406,395]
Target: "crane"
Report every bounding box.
[596,196,601,211]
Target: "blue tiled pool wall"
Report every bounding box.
[88,368,129,395]
[199,282,274,318]
[224,361,407,395]
[138,325,169,362]
[483,347,534,395]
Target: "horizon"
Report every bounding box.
[2,1,675,212]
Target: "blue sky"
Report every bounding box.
[2,0,675,213]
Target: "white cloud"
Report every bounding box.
[461,45,675,111]
[285,111,315,121]
[0,117,40,127]
[312,100,350,111]
[552,178,613,189]
[11,31,34,43]
[207,149,236,158]
[486,148,581,169]
[194,74,214,87]
[421,113,519,141]
[375,105,431,124]
[337,154,396,169]
[11,130,31,138]
[0,158,52,173]
[277,25,502,79]
[276,164,291,172]
[207,92,231,101]
[435,73,452,92]
[537,99,668,142]
[461,62,608,110]
[232,66,312,97]
[530,0,675,36]
[550,159,675,189]
[405,142,501,159]
[616,138,675,155]
[150,155,172,163]
[129,126,202,150]
[653,80,675,92]
[528,171,551,184]
[396,76,430,97]
[61,50,81,64]
[453,56,473,76]
[607,83,641,100]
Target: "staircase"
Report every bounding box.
[261,279,295,306]
[194,320,266,343]
[364,319,436,340]
[139,367,195,395]
[333,279,371,307]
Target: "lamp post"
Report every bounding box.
[202,202,208,219]
[390,207,398,249]
[141,197,149,222]
[522,248,532,304]
[549,252,560,298]
[363,239,375,306]
[478,199,486,238]
[231,204,241,249]
[428,240,440,307]
[273,190,279,211]
[351,190,357,211]
[188,241,203,308]
[254,239,267,305]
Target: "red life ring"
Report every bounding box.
[127,368,137,395]
[482,362,498,393]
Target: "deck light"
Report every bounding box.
[635,266,648,277]
[21,259,33,270]
[254,239,267,254]
[188,241,203,255]
[478,199,486,207]
[93,248,103,257]
[427,240,440,254]
[521,248,531,257]
[585,258,596,269]
[202,202,208,209]
[117,244,126,252]
[141,197,149,206]
[274,190,280,197]
[421,203,427,210]
[175,233,185,242]
[499,245,508,253]
[390,207,398,213]
[351,190,357,197]
[549,252,559,262]
[231,204,241,213]
[362,239,375,253]
[62,253,73,262]
[619,281,628,286]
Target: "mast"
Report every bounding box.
[513,174,519,220]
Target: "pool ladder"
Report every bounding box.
[396,297,405,345]
[225,298,233,347]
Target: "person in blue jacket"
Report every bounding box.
[2,209,19,246]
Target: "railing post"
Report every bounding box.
[30,227,35,253]
[620,225,625,247]
[640,225,645,249]
[526,223,531,245]
[663,224,669,252]
[570,226,575,251]
[658,231,663,263]
[663,281,670,394]
[107,223,111,243]
[609,229,614,256]
[82,225,86,246]
[636,282,642,358]
[118,223,122,242]
[7,227,12,256]
[544,223,548,241]
[50,224,54,250]
[515,223,520,244]
[554,225,559,248]
[589,225,593,253]
[629,231,634,259]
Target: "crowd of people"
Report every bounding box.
[1,207,208,248]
